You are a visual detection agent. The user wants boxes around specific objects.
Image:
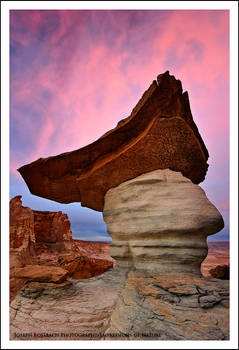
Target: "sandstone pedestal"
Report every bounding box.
[103,169,224,275]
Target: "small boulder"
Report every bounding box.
[13,265,69,283]
[209,265,230,280]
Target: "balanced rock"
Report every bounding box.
[103,169,224,274]
[18,71,209,211]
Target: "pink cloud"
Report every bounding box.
[10,10,229,184]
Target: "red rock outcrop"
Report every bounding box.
[10,196,35,301]
[10,196,115,301]
[10,195,35,249]
[13,265,69,283]
[18,71,209,211]
[33,210,72,243]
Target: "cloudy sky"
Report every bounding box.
[10,9,229,242]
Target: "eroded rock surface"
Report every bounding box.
[10,264,130,340]
[18,71,209,211]
[10,263,229,341]
[104,267,229,340]
[103,169,224,274]
[13,265,69,283]
[10,195,35,249]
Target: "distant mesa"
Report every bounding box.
[18,71,209,212]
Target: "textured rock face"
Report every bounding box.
[103,169,224,274]
[10,196,115,301]
[33,210,72,243]
[10,264,129,340]
[10,196,35,249]
[104,267,229,340]
[10,196,35,301]
[18,71,208,211]
[10,263,229,340]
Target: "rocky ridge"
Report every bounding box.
[10,196,115,302]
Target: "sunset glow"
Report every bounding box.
[10,10,229,241]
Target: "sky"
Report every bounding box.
[10,9,229,242]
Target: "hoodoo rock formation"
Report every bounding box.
[11,71,229,340]
[18,71,209,212]
[10,196,115,301]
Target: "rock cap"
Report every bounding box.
[18,71,209,211]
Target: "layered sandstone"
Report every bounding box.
[18,71,209,211]
[13,265,69,283]
[104,267,229,340]
[103,169,224,274]
[10,196,115,301]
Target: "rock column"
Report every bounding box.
[103,169,224,274]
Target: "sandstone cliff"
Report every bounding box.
[10,196,115,302]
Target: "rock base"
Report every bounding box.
[10,263,229,341]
